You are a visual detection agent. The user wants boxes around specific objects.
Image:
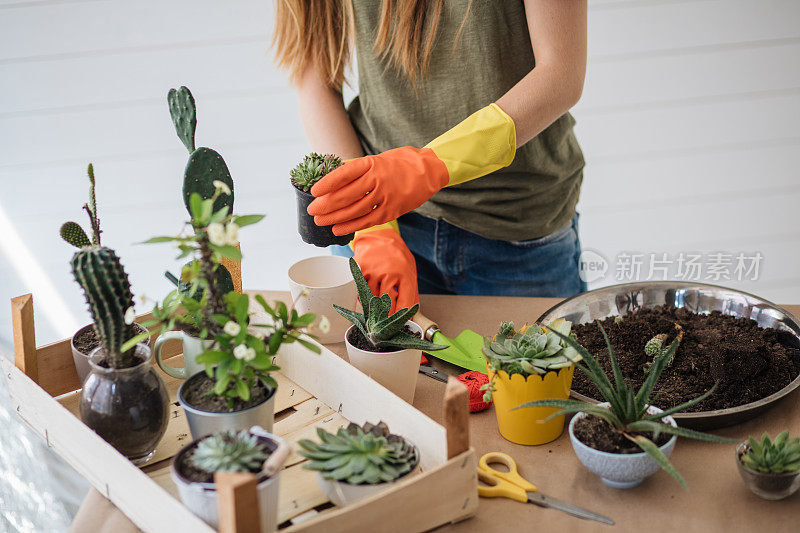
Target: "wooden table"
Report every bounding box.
[71,294,800,532]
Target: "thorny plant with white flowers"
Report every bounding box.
[127,182,321,404]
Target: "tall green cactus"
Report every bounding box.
[167,86,234,217]
[71,247,138,368]
[60,163,102,248]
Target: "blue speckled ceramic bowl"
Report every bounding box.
[568,403,677,489]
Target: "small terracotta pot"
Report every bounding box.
[344,322,422,403]
[490,365,575,445]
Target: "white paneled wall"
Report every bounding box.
[1,0,799,350]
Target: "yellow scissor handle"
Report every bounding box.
[477,470,529,502]
[478,452,538,492]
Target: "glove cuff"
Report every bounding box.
[425,103,516,187]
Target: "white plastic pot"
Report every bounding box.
[71,323,148,383]
[568,403,677,489]
[288,256,357,344]
[344,321,422,403]
[171,426,290,532]
[316,457,421,506]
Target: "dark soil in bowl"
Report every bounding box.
[73,326,100,355]
[347,325,421,353]
[574,414,671,454]
[181,371,275,413]
[572,306,800,412]
[175,435,278,483]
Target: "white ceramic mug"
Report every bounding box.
[288,256,357,344]
[153,331,214,379]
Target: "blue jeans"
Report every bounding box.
[331,212,586,298]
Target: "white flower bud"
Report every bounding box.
[223,321,241,336]
[233,344,249,360]
[244,347,257,362]
[225,222,239,246]
[124,306,136,325]
[207,222,226,246]
[213,180,231,196]
[319,315,331,334]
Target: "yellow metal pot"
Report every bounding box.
[490,365,575,445]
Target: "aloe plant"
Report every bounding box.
[516,323,736,488]
[190,430,270,474]
[741,431,800,474]
[298,422,418,485]
[333,258,446,352]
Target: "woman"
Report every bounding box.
[274,0,587,312]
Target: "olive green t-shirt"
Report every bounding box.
[347,0,584,241]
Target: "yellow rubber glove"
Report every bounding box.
[307,103,516,235]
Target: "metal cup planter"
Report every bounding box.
[178,371,277,440]
[171,427,290,531]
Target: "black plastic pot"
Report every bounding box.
[80,344,169,465]
[294,186,354,247]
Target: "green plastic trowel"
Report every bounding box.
[414,312,486,372]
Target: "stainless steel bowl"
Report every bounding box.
[537,282,800,429]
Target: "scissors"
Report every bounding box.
[478,452,614,526]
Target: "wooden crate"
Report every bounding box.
[5,294,478,532]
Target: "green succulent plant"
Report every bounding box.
[643,324,683,374]
[333,258,446,352]
[516,323,737,488]
[290,153,343,192]
[190,430,271,474]
[741,431,800,474]
[60,163,101,248]
[481,319,582,402]
[71,246,138,368]
[298,422,418,485]
[168,86,234,216]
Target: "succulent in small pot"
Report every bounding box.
[481,319,582,445]
[71,245,169,465]
[517,324,736,488]
[334,258,446,402]
[736,431,800,500]
[298,421,420,506]
[172,427,290,530]
[142,186,320,439]
[291,153,354,247]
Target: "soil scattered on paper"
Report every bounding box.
[571,306,800,411]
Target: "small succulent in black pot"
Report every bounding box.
[291,153,354,247]
[73,245,169,465]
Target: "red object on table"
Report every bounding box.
[457,371,491,412]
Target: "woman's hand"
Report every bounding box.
[307,147,449,236]
[352,226,419,314]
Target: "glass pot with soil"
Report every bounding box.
[81,344,169,465]
[171,427,290,530]
[72,322,148,383]
[291,153,354,247]
[735,432,800,500]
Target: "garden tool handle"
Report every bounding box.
[478,452,538,492]
[262,438,291,477]
[413,311,439,341]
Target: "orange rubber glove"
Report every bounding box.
[352,224,419,314]
[307,103,516,236]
